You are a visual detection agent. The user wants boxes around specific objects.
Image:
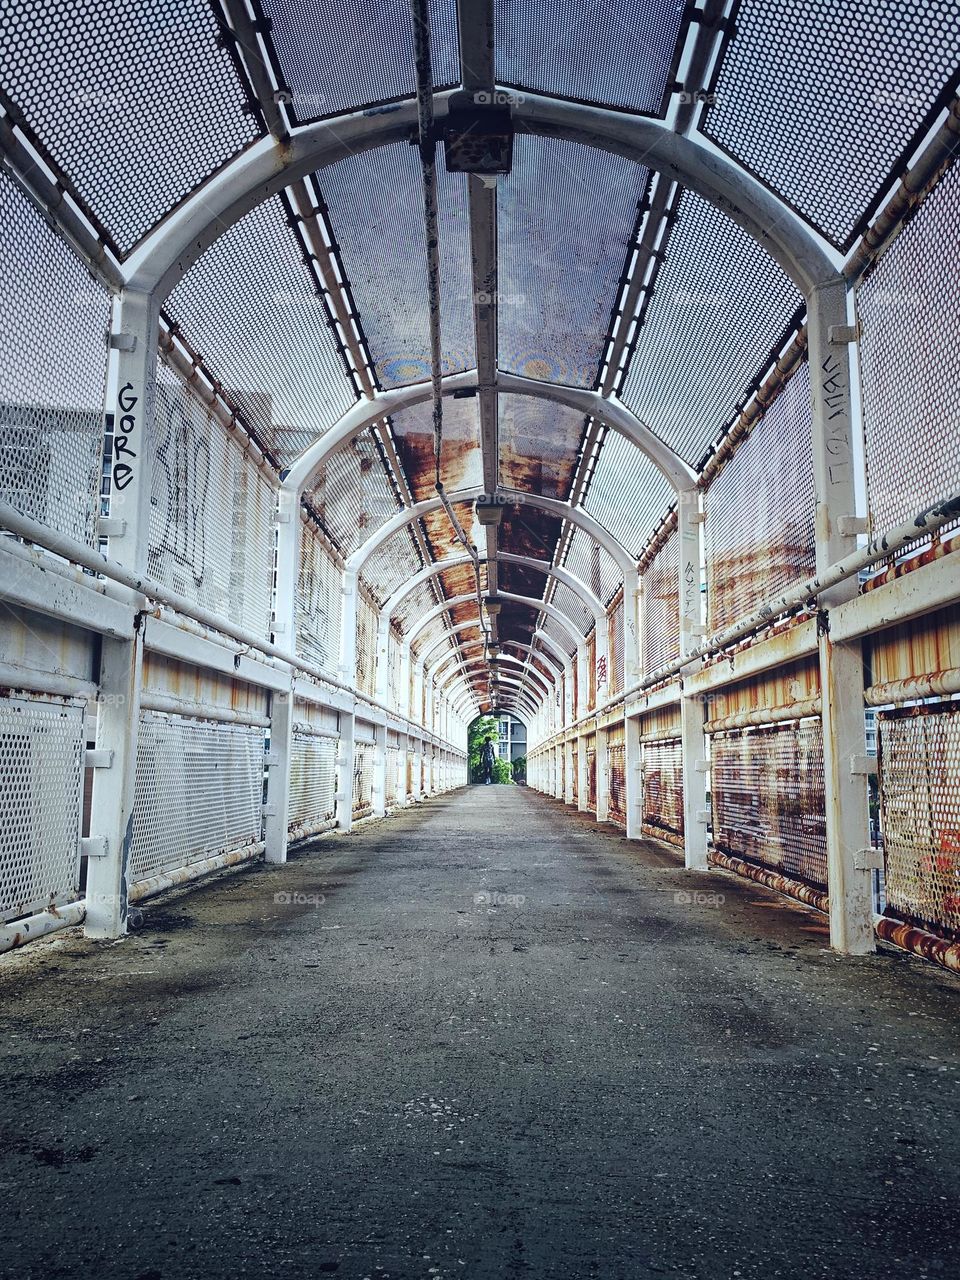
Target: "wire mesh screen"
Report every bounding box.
[711,722,828,889]
[148,367,276,636]
[552,582,592,637]
[361,525,422,606]
[288,730,337,837]
[130,712,264,886]
[586,631,597,710]
[583,431,674,559]
[857,162,960,533]
[571,743,578,805]
[385,746,401,807]
[0,694,83,922]
[166,197,354,464]
[878,704,960,939]
[320,145,474,386]
[262,0,458,122]
[0,0,258,251]
[586,740,597,811]
[641,737,683,845]
[642,532,679,676]
[0,169,107,546]
[306,431,400,554]
[296,522,342,675]
[495,0,681,112]
[563,527,621,608]
[499,135,648,386]
[705,362,815,632]
[356,593,379,698]
[607,728,627,829]
[608,598,624,698]
[703,0,960,247]
[353,743,374,818]
[620,191,801,465]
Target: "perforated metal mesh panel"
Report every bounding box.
[551,582,591,637]
[296,522,342,676]
[498,394,584,499]
[0,694,83,922]
[320,145,474,387]
[395,580,441,635]
[262,0,458,122]
[0,0,257,250]
[878,704,960,938]
[607,732,627,830]
[571,743,578,805]
[858,163,960,533]
[620,191,801,465]
[356,594,379,698]
[148,368,276,636]
[563,527,621,608]
[288,730,337,836]
[499,136,649,387]
[705,362,815,632]
[642,531,679,676]
[130,712,263,885]
[542,615,577,658]
[586,740,597,811]
[0,170,107,545]
[353,743,374,818]
[306,431,400,554]
[583,431,674,559]
[166,197,354,463]
[361,525,423,606]
[711,722,827,889]
[385,746,401,807]
[608,599,624,698]
[495,0,681,112]
[641,737,683,844]
[704,0,960,246]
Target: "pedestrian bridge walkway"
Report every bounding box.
[3,785,959,1279]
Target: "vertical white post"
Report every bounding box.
[374,613,391,705]
[372,720,387,817]
[623,575,641,691]
[576,644,588,719]
[593,611,610,709]
[810,276,874,954]
[596,723,610,823]
[264,497,300,865]
[678,486,709,870]
[339,566,359,685]
[85,288,157,939]
[625,712,642,840]
[577,735,588,813]
[335,708,356,832]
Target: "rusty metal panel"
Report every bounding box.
[865,604,960,692]
[585,732,597,811]
[607,722,627,829]
[878,702,960,939]
[498,395,584,498]
[499,561,548,599]
[395,581,441,634]
[704,658,820,724]
[141,651,270,721]
[641,737,683,846]
[306,431,400,554]
[642,529,680,676]
[390,397,481,502]
[711,721,828,888]
[352,742,374,818]
[499,504,563,563]
[705,361,815,633]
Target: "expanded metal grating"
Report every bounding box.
[353,742,374,818]
[582,430,674,559]
[261,0,459,123]
[288,730,337,836]
[858,162,960,533]
[0,170,107,546]
[130,712,264,886]
[148,367,276,637]
[641,736,683,843]
[642,531,680,677]
[385,745,401,806]
[166,197,355,464]
[306,431,400,555]
[704,0,960,247]
[320,145,474,387]
[620,191,801,465]
[295,521,342,676]
[711,721,828,889]
[878,704,960,938]
[495,0,682,113]
[499,135,649,387]
[0,694,83,922]
[0,0,257,251]
[705,362,815,633]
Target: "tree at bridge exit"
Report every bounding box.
[468,716,513,784]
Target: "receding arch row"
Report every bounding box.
[434,653,554,703]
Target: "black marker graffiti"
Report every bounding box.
[112,381,138,491]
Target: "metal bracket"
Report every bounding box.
[854,848,884,871]
[828,323,860,345]
[262,803,278,817]
[696,809,711,825]
[97,517,127,537]
[850,754,878,777]
[264,751,280,767]
[838,515,870,537]
[80,836,109,860]
[108,331,137,352]
[695,759,710,773]
[84,748,114,769]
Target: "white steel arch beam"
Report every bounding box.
[407,590,586,653]
[419,623,565,682]
[122,90,837,306]
[445,670,540,714]
[430,651,555,700]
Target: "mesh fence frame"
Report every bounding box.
[296,522,342,676]
[356,593,379,698]
[0,0,258,251]
[0,694,84,922]
[711,721,828,889]
[582,431,674,559]
[586,739,597,811]
[619,191,801,465]
[857,162,960,534]
[385,745,401,807]
[607,735,627,829]
[306,431,400,554]
[166,197,355,465]
[130,712,264,885]
[288,730,337,836]
[878,704,960,939]
[0,169,107,546]
[705,361,815,633]
[641,737,683,844]
[608,598,624,698]
[148,367,277,637]
[352,742,374,818]
[642,531,680,676]
[703,0,960,247]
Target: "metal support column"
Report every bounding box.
[625,713,642,840]
[678,486,709,870]
[335,708,356,832]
